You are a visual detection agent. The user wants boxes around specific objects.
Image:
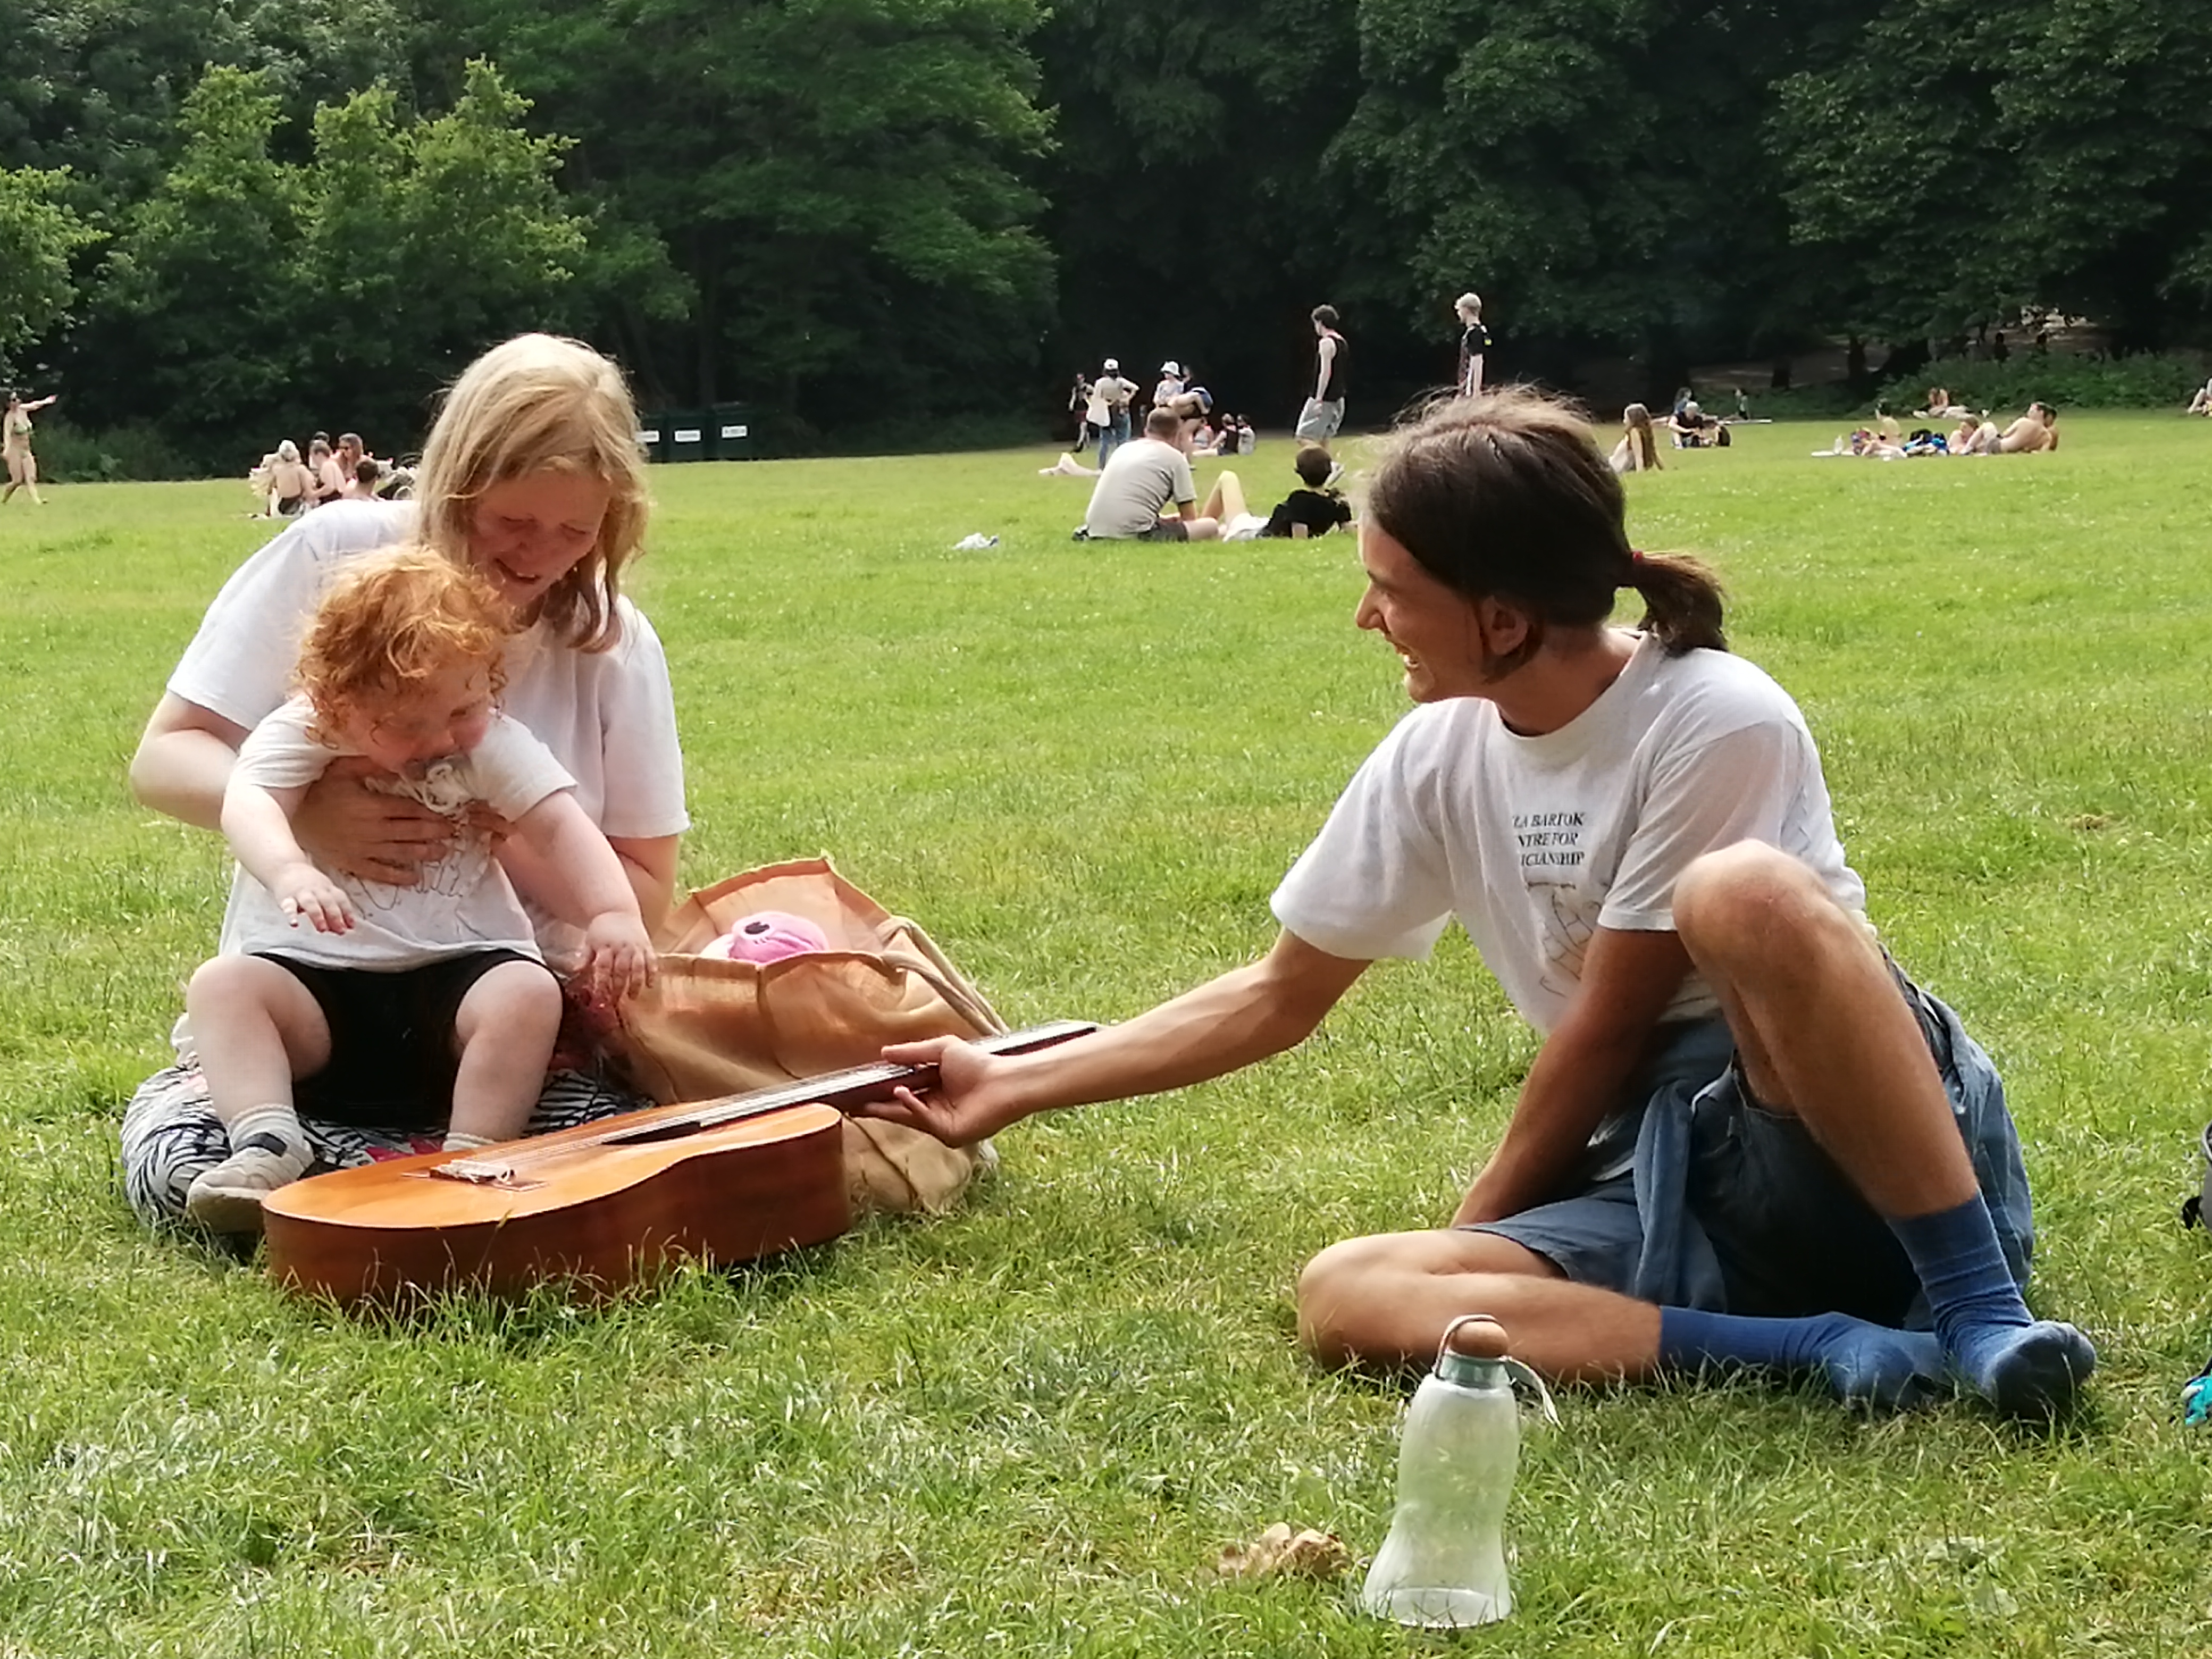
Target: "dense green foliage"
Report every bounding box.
[6,0,2212,460]
[4,421,2212,1650]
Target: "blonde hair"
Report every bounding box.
[412,333,650,652]
[296,547,512,734]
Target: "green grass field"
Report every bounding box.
[3,415,2210,1655]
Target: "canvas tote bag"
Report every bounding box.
[609,857,1003,1217]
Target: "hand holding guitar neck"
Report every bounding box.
[862,1026,1090,1148]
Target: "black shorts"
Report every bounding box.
[1136,517,1191,542]
[257,950,549,1130]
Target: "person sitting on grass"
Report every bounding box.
[1077,406,1245,542]
[2188,379,2212,417]
[1609,404,1663,474]
[1258,443,1354,539]
[867,387,2095,1422]
[178,548,658,1234]
[1996,402,2059,454]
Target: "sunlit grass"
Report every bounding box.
[2,416,2210,1654]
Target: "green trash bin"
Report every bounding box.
[709,401,757,460]
[664,410,711,463]
[635,410,669,464]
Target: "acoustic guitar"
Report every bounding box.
[262,1019,1099,1307]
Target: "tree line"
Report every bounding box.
[4,0,2209,467]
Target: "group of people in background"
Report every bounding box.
[1822,398,2060,459]
[1059,290,1518,547]
[3,388,57,506]
[249,431,412,519]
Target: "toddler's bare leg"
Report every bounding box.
[446,960,564,1148]
[181,956,330,1231]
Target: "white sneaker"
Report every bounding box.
[186,1141,310,1235]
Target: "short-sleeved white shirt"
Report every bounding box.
[1271,634,1865,1033]
[1081,438,1196,538]
[167,501,690,957]
[227,699,573,968]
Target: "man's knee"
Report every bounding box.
[1673,842,1858,970]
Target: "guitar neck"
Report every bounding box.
[615,1020,1099,1141]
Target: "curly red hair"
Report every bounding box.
[296,547,512,734]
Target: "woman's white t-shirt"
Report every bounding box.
[167,500,690,961]
[1271,633,1865,1034]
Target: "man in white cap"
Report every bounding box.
[1091,357,1137,468]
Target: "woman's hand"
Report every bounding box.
[858,1036,1021,1148]
[291,757,455,885]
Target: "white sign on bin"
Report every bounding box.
[720,424,748,439]
[674,428,702,443]
[637,429,661,445]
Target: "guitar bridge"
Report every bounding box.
[428,1157,537,1189]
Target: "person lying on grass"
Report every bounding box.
[180,549,657,1234]
[865,387,2096,1421]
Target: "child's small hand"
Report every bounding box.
[276,862,356,933]
[583,912,658,1001]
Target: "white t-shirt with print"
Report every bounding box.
[167,500,690,960]
[227,698,573,969]
[1271,634,1865,1033]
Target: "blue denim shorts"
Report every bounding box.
[1464,975,2029,1323]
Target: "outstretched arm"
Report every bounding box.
[859,928,1370,1147]
[1452,925,1692,1225]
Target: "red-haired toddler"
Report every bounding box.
[181,547,656,1232]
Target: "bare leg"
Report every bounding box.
[1672,843,1978,1215]
[446,960,563,1146]
[187,956,332,1129]
[1671,842,2093,1415]
[1298,1228,1658,1382]
[182,955,330,1230]
[1200,469,1247,524]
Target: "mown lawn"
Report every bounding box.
[2,413,2209,1655]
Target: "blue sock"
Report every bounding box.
[1658,1306,1947,1411]
[1889,1195,2095,1418]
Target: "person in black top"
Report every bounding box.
[1259,443,1354,538]
[1455,292,1489,396]
[1296,305,1350,442]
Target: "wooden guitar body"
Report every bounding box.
[259,1020,1096,1308]
[264,1101,849,1306]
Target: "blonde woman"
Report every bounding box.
[1609,403,1663,473]
[3,389,57,505]
[121,333,690,1233]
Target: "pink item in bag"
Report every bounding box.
[699,910,832,964]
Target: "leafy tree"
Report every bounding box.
[1773,0,2212,347]
[1029,0,1367,414]
[1330,0,1822,386]
[0,166,102,368]
[296,61,589,403]
[92,66,309,429]
[434,0,1056,429]
[88,60,590,457]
